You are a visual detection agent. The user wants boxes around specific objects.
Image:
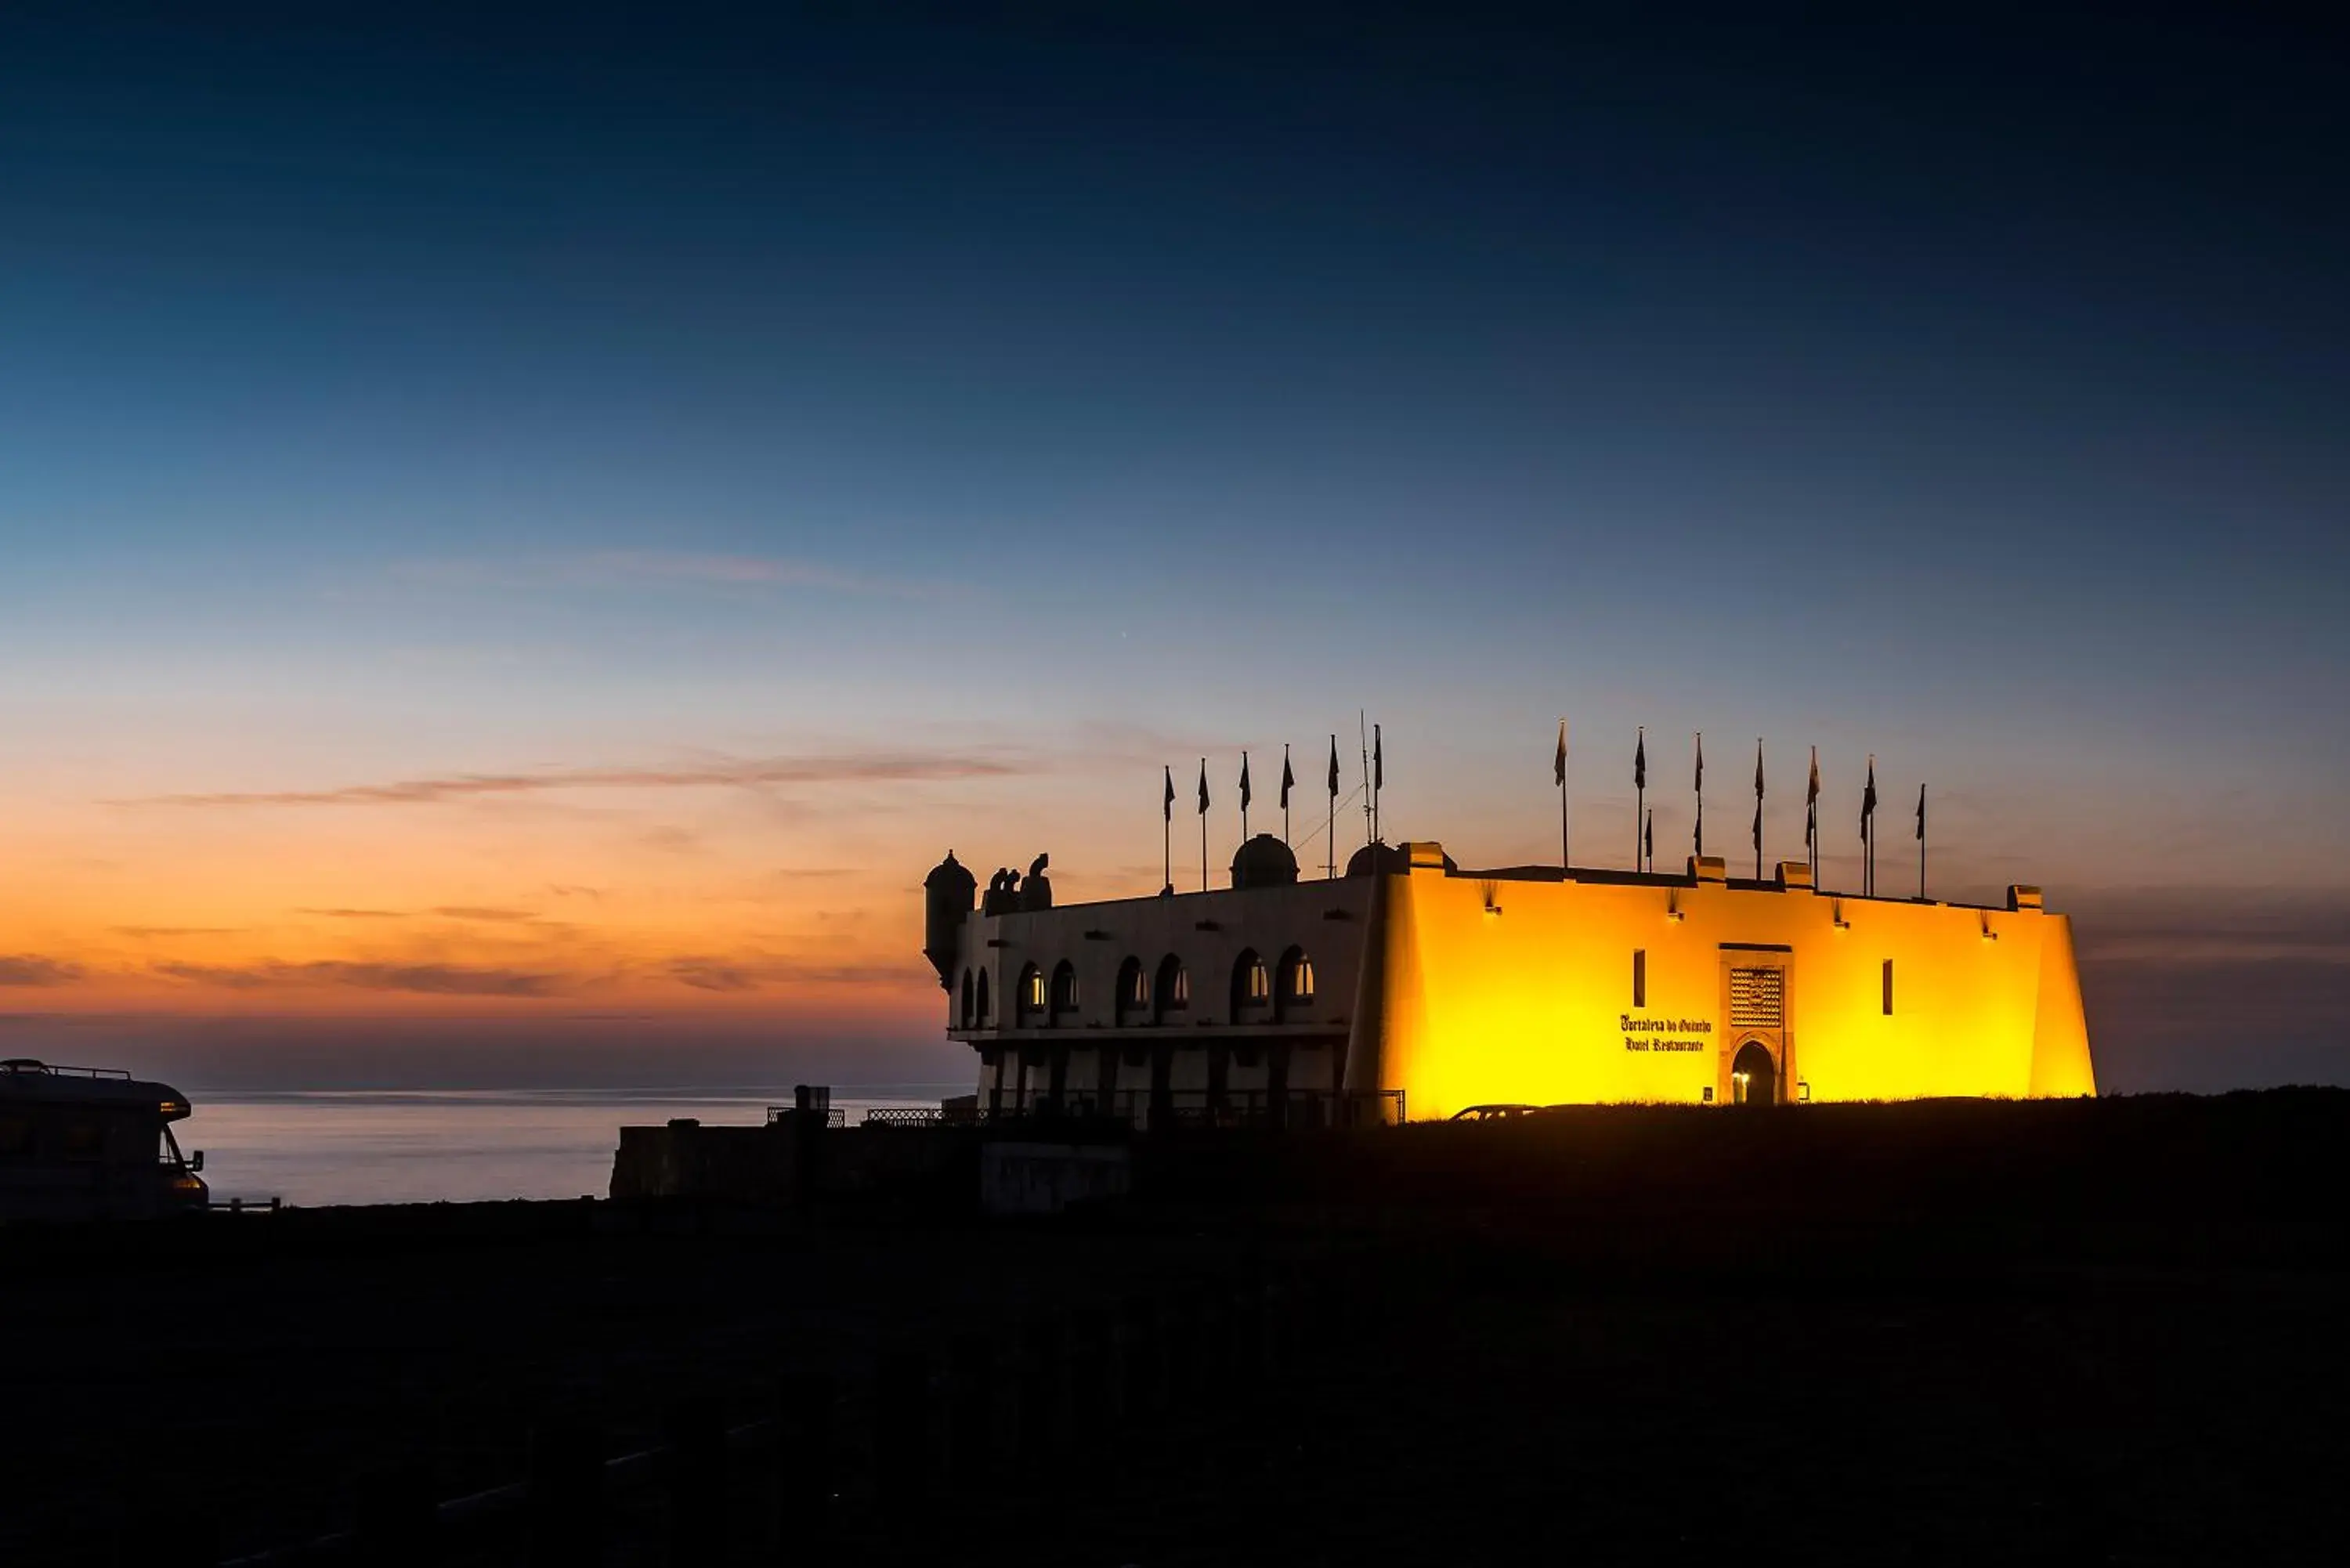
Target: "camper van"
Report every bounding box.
[0,1059,210,1223]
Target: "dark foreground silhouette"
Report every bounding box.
[7,1090,2346,1565]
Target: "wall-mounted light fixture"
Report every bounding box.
[1480,880,1503,916]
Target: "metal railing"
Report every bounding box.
[764,1105,846,1128]
[0,1059,132,1079]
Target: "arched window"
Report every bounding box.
[1115,957,1148,1023]
[1015,963,1044,1024]
[1231,949,1271,1020]
[1276,946,1314,1020]
[960,968,974,1028]
[1153,955,1188,1024]
[1050,959,1079,1018]
[976,968,991,1023]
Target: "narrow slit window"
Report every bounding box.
[1632,949,1647,1008]
[1882,959,1894,1016]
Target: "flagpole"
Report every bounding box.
[1359,713,1372,849]
[1557,718,1570,872]
[1199,757,1209,894]
[1918,784,1926,902]
[1694,732,1703,862]
[1282,743,1292,847]
[1327,735,1338,879]
[1634,724,1644,872]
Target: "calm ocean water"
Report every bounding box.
[181,1088,960,1208]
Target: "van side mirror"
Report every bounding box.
[190,1150,204,1172]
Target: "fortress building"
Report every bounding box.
[922,837,2095,1126]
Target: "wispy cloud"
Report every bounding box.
[110,926,244,939]
[118,750,1025,808]
[297,908,409,919]
[0,955,83,987]
[429,906,540,923]
[153,960,559,997]
[664,954,916,993]
[392,550,957,602]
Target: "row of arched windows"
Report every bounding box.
[958,946,1316,1030]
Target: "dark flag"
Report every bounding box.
[1860,753,1878,896]
[1694,732,1705,794]
[1553,719,1567,787]
[1752,739,1765,872]
[1239,752,1253,813]
[1805,746,1820,851]
[1162,765,1174,822]
[1373,724,1383,791]
[1326,735,1340,798]
[1279,747,1294,811]
[1916,783,1926,840]
[1634,729,1647,791]
[1643,808,1654,869]
[1197,758,1210,816]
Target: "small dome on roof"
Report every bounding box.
[924,851,977,894]
[1231,833,1299,890]
[1346,840,1454,877]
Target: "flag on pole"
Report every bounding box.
[1916,783,1926,840]
[1372,724,1383,791]
[1239,752,1252,814]
[1634,728,1647,791]
[1326,735,1340,798]
[1279,747,1294,811]
[1860,757,1878,840]
[1198,759,1210,816]
[1162,765,1174,822]
[1553,719,1567,787]
[1694,731,1705,856]
[1643,809,1654,869]
[1753,739,1765,869]
[1805,746,1820,849]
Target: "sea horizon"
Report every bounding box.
[180,1083,971,1209]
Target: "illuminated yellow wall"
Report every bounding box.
[1344,844,2095,1118]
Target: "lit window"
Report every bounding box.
[1170,966,1189,1005]
[1632,949,1647,1008]
[1027,970,1046,1009]
[1248,961,1270,1002]
[1295,957,1314,1000]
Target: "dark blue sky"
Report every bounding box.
[3,5,2346,1090]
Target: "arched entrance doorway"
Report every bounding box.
[1731,1041,1777,1106]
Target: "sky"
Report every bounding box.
[2,4,2345,1093]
